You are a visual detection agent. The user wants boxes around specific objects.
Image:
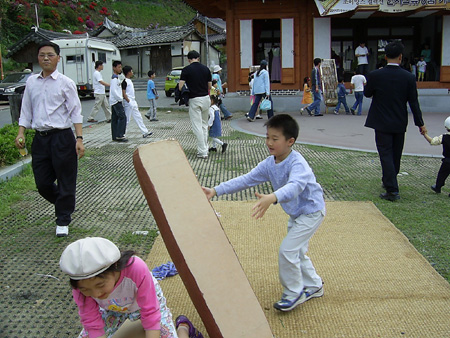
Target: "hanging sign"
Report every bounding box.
[315,0,450,16]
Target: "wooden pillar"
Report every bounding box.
[225,0,237,92]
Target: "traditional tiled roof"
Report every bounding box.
[188,14,225,34]
[109,25,198,48]
[90,17,144,37]
[6,27,86,57]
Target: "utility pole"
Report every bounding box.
[205,17,209,68]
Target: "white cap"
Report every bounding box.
[213,65,222,73]
[59,237,121,280]
[445,116,450,130]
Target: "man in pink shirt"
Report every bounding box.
[15,41,84,237]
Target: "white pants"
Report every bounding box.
[124,100,149,135]
[188,95,210,156]
[211,137,224,148]
[279,209,325,299]
[89,93,111,120]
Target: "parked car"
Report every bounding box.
[0,70,33,101]
[164,67,184,97]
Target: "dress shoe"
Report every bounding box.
[380,192,400,201]
[430,185,441,193]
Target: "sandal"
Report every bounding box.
[175,315,204,338]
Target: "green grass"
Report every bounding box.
[110,0,195,28]
[0,164,35,218]
[223,130,260,141]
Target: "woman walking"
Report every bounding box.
[247,60,273,121]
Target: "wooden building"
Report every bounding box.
[183,0,450,93]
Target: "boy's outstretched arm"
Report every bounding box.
[202,187,216,201]
[252,192,277,219]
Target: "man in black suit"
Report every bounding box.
[364,41,427,201]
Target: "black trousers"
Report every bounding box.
[111,102,127,140]
[31,128,77,226]
[435,159,450,190]
[375,130,405,193]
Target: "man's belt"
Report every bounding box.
[36,128,70,136]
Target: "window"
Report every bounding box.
[98,52,106,63]
[67,55,84,63]
[127,48,138,56]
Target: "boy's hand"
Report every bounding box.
[202,187,216,200]
[252,192,277,219]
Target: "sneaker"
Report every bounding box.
[303,285,324,302]
[255,115,263,119]
[246,116,254,122]
[196,154,208,159]
[56,225,69,237]
[334,111,339,115]
[273,292,306,312]
[175,315,204,338]
[87,119,98,123]
[245,113,249,117]
[150,118,159,122]
[305,108,312,116]
[144,114,151,120]
[431,185,441,193]
[208,147,217,152]
[143,132,153,138]
[350,108,356,115]
[222,143,228,153]
[300,108,304,115]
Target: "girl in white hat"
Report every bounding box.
[60,237,203,338]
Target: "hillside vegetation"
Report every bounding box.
[0,0,196,71]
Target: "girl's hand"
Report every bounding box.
[202,187,216,200]
[252,192,277,219]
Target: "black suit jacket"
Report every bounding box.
[364,65,424,133]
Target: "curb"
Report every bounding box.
[0,157,32,182]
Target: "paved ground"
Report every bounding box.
[0,89,448,337]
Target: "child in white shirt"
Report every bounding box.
[208,95,228,153]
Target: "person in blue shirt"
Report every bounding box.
[202,114,325,312]
[247,60,274,121]
[334,78,350,115]
[145,70,159,122]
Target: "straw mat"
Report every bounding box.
[145,201,450,338]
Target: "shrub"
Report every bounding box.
[0,123,35,167]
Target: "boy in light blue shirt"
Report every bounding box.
[145,70,158,121]
[203,114,325,312]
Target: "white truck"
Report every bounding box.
[52,37,121,96]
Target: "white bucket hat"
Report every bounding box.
[59,237,121,280]
[213,65,222,73]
